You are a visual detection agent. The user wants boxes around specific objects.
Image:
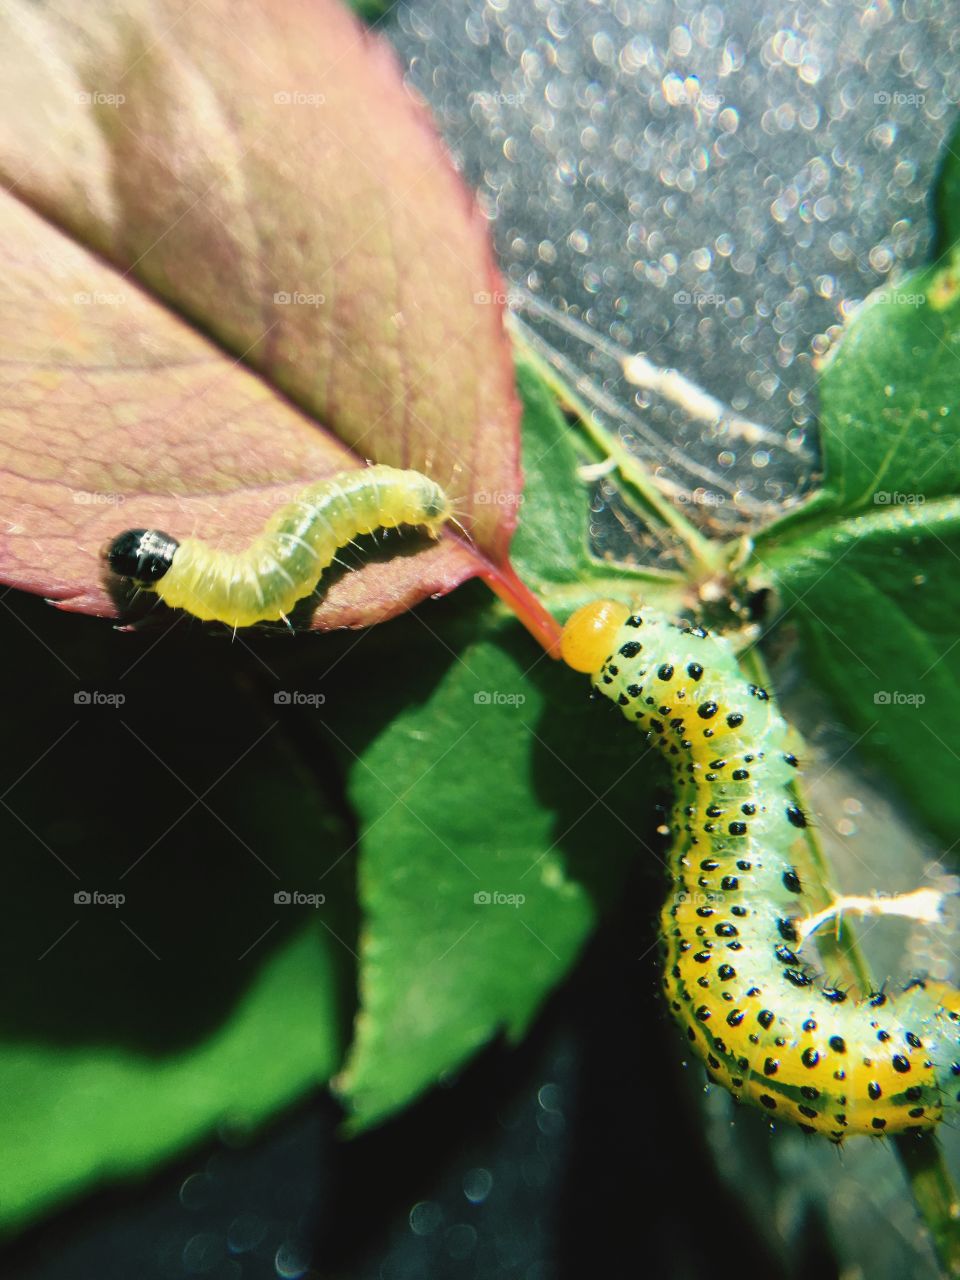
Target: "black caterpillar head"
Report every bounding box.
[104,529,180,583]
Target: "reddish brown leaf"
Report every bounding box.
[0,0,523,628]
[0,191,480,625]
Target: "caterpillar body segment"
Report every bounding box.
[105,465,452,627]
[562,600,959,1140]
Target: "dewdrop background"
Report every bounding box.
[396,0,960,542]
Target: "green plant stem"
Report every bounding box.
[895,1136,960,1278]
[509,322,726,576]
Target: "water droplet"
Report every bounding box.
[537,1108,566,1136]
[227,1212,267,1255]
[591,31,616,66]
[538,1082,563,1111]
[714,105,739,140]
[445,1223,479,1259]
[275,1239,311,1279]
[671,26,693,58]
[409,1200,444,1235]
[182,1233,225,1275]
[463,1166,494,1203]
[869,244,894,272]
[179,1172,214,1211]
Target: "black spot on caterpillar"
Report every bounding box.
[104,465,452,627]
[561,599,959,1139]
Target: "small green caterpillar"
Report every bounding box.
[104,465,452,627]
[561,599,960,1139]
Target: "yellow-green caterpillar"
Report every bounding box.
[561,599,960,1139]
[104,465,452,627]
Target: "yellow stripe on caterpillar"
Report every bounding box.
[104,465,452,627]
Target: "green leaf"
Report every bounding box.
[757,512,960,841]
[509,360,594,587]
[3,926,339,1234]
[933,125,960,258]
[329,599,646,1128]
[0,601,354,1235]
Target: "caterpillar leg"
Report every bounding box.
[104,465,453,628]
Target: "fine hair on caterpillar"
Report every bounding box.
[104,465,453,628]
[561,598,960,1140]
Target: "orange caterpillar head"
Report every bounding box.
[560,600,632,674]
